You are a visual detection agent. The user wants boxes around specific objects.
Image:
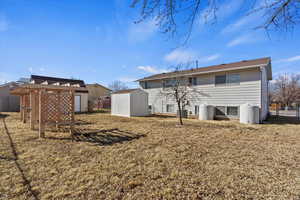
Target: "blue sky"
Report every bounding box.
[0,0,300,87]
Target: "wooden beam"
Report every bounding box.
[30,92,35,130]
[20,95,23,122]
[39,89,45,138]
[70,90,75,139]
[22,95,26,123]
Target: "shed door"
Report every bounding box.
[75,95,81,112]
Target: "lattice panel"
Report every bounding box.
[60,91,73,122]
[41,91,73,124]
[45,93,59,122]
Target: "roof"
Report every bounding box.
[10,83,88,95]
[31,75,86,87]
[112,89,139,94]
[86,83,112,91]
[0,81,19,88]
[137,57,272,81]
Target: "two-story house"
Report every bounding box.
[137,57,272,122]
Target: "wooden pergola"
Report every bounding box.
[10,84,87,138]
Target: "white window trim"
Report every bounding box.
[215,106,239,117]
[215,73,240,87]
[166,104,175,113]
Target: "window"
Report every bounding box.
[144,81,148,89]
[189,77,197,86]
[166,104,174,113]
[216,106,239,117]
[215,75,226,86]
[227,106,239,116]
[215,74,240,86]
[164,79,176,88]
[195,105,199,115]
[227,74,240,85]
[215,106,226,116]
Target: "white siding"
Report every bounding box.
[143,68,262,116]
[111,93,131,117]
[0,85,20,112]
[74,92,88,112]
[130,90,149,116]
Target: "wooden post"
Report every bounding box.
[70,90,75,139]
[21,95,27,123]
[20,95,23,122]
[39,89,45,138]
[30,91,35,130]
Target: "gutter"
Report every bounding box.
[137,64,268,82]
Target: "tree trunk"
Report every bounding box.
[177,99,183,125]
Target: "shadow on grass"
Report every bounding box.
[143,114,177,119]
[47,128,146,146]
[265,115,300,125]
[0,155,16,161]
[1,117,39,200]
[74,120,92,125]
[0,113,9,119]
[75,109,111,115]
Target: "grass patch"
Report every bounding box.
[0,112,299,199]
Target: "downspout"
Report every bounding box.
[260,67,263,123]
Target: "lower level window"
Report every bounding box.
[166,104,174,113]
[216,106,239,116]
[227,106,239,116]
[216,106,226,116]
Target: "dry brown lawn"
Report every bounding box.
[0,112,299,200]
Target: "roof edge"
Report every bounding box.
[137,57,271,82]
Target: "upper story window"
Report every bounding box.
[188,77,197,86]
[215,75,227,86]
[227,74,240,85]
[215,73,240,86]
[163,79,177,88]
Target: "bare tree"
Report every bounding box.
[158,64,197,125]
[131,0,300,43]
[108,80,129,92]
[272,73,300,107]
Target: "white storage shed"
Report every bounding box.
[111,89,149,117]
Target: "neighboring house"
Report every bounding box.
[86,83,111,102]
[0,82,20,112]
[30,75,89,112]
[137,57,272,122]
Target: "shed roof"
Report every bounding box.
[137,57,272,81]
[112,89,139,94]
[86,83,112,91]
